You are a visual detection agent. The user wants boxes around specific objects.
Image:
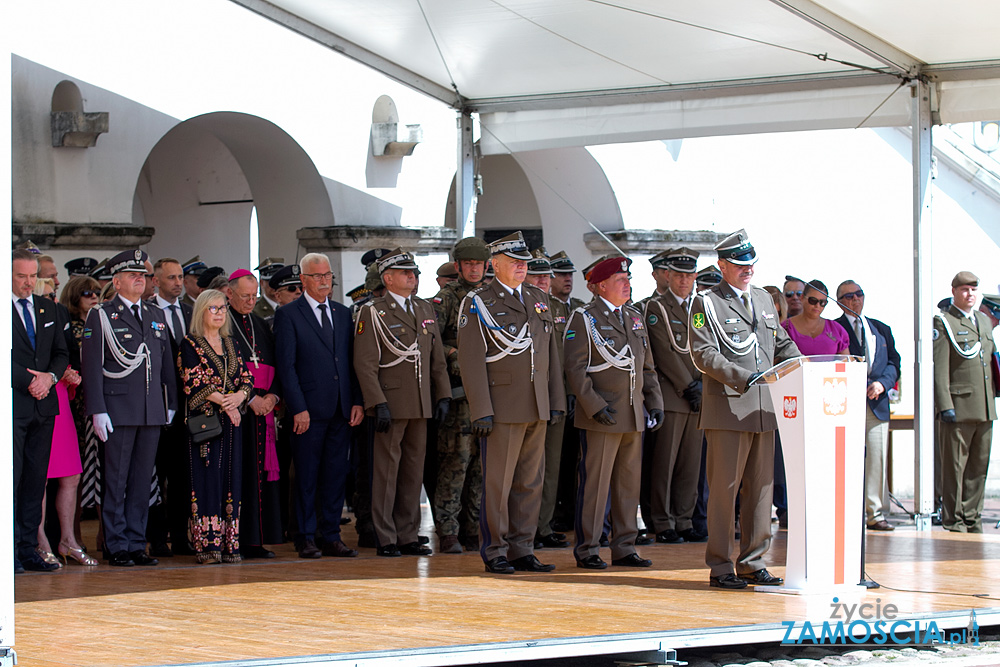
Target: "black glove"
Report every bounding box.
[374,402,392,433]
[549,410,565,425]
[744,372,763,394]
[566,394,577,420]
[434,398,452,422]
[939,409,957,423]
[471,415,494,439]
[648,408,664,431]
[682,380,702,412]
[593,406,617,426]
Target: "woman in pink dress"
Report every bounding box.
[781,279,850,356]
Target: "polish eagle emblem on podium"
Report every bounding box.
[822,377,849,416]
[782,396,797,419]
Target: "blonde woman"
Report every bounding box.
[179,290,253,563]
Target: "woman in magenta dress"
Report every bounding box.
[781,279,850,356]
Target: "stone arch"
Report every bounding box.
[51,80,84,112]
[134,111,334,272]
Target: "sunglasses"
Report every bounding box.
[784,290,803,298]
[806,296,828,307]
[207,304,228,314]
[283,285,302,293]
[839,289,864,300]
[81,290,97,298]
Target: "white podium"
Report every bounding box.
[755,355,868,595]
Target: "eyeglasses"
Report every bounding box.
[784,290,803,298]
[81,290,96,298]
[302,272,334,281]
[839,289,864,300]
[806,296,828,307]
[207,304,228,314]
[283,285,302,293]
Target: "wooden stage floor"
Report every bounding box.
[13,521,1000,667]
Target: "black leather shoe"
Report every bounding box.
[656,529,684,544]
[417,535,430,545]
[109,551,135,567]
[244,545,276,559]
[377,544,402,557]
[710,573,748,589]
[535,533,570,549]
[677,528,708,543]
[22,552,60,572]
[14,559,25,574]
[399,542,431,556]
[599,534,610,547]
[741,568,783,586]
[130,550,159,566]
[322,541,358,558]
[576,555,608,570]
[299,539,322,559]
[484,556,515,574]
[612,553,652,567]
[635,532,654,545]
[551,532,567,541]
[510,554,555,572]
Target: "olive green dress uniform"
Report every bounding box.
[689,282,799,578]
[565,300,662,562]
[458,281,566,563]
[354,292,451,547]
[431,277,484,543]
[645,292,703,535]
[252,297,275,321]
[933,304,997,533]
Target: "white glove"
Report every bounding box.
[93,413,114,442]
[167,409,176,424]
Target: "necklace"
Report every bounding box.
[230,311,259,368]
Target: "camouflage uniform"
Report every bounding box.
[432,277,483,544]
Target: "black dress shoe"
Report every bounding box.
[599,534,610,547]
[244,545,276,559]
[484,556,515,574]
[710,573,748,589]
[14,560,25,574]
[299,539,322,559]
[635,533,654,545]
[399,542,432,556]
[130,550,159,566]
[576,555,608,570]
[741,568,783,585]
[656,529,684,544]
[535,533,570,549]
[551,532,567,541]
[109,551,135,567]
[510,554,555,572]
[377,544,402,557]
[322,541,359,558]
[612,553,652,567]
[677,528,708,543]
[22,552,60,572]
[417,535,430,545]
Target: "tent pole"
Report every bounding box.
[911,78,935,532]
[456,110,476,238]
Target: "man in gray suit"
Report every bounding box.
[689,230,800,589]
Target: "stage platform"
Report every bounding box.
[12,520,1000,667]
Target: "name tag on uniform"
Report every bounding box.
[389,323,403,329]
[725,318,739,324]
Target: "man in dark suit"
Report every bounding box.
[147,257,193,555]
[274,252,364,559]
[835,280,902,531]
[12,249,70,573]
[82,249,177,567]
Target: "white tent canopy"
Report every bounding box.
[233,0,1000,153]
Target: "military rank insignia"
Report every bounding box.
[693,313,705,329]
[357,320,365,335]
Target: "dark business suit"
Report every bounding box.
[274,293,362,545]
[837,312,901,526]
[82,296,177,554]
[13,296,70,561]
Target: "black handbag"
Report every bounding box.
[187,412,222,445]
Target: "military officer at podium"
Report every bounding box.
[458,231,566,574]
[82,249,177,566]
[689,229,799,589]
[933,271,997,533]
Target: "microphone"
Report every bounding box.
[785,275,862,320]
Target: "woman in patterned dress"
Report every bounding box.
[179,290,254,563]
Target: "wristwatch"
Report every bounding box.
[48,372,58,384]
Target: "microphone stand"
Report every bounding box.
[786,276,878,589]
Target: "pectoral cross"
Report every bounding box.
[250,353,260,368]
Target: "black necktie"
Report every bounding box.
[318,303,333,338]
[132,304,141,323]
[168,304,183,345]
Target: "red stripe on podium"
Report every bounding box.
[834,426,846,585]
[836,363,846,373]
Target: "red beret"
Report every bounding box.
[588,256,632,285]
